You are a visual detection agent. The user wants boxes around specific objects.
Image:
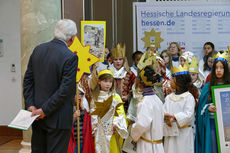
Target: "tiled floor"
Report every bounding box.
[0,138,22,153]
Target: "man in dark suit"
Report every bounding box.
[23,19,78,153]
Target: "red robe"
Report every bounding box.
[82,111,95,153]
[68,126,76,153]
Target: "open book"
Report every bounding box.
[8,109,40,130]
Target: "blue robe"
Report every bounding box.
[195,82,217,153]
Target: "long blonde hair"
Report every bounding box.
[91,73,115,101]
[160,50,173,70]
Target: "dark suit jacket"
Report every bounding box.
[23,39,78,129]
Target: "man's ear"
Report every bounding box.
[67,36,76,47]
[71,35,75,42]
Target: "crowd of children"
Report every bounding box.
[69,42,230,153]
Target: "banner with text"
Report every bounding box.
[135,2,230,60]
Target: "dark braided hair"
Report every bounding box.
[175,74,199,100]
[143,66,161,85]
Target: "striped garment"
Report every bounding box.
[73,110,85,144]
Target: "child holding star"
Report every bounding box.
[90,69,128,153]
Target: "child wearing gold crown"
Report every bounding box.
[163,64,199,153]
[90,69,128,153]
[131,66,164,153]
[179,51,194,67]
[195,51,230,153]
[188,56,204,95]
[187,56,204,140]
[109,43,136,110]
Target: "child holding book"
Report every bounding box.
[195,51,230,153]
[163,64,198,153]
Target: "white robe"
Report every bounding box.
[198,58,204,76]
[109,65,127,79]
[198,58,211,82]
[172,60,179,67]
[163,92,195,153]
[131,95,165,153]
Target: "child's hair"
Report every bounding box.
[174,74,199,100]
[203,42,215,51]
[141,66,161,87]
[167,42,182,57]
[132,51,143,60]
[203,51,217,71]
[209,59,230,95]
[91,73,115,101]
[160,50,173,69]
[107,52,112,60]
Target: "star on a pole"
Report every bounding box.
[69,36,99,82]
[141,28,164,49]
[91,96,113,118]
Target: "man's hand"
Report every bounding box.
[28,106,37,112]
[32,108,46,120]
[28,106,37,118]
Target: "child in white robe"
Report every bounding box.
[163,65,198,153]
[131,66,165,153]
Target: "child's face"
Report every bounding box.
[113,57,124,70]
[215,61,224,79]
[190,72,198,83]
[98,78,113,91]
[169,44,179,56]
[180,57,186,66]
[162,52,169,64]
[134,54,142,66]
[108,56,113,64]
[104,48,109,60]
[207,57,213,68]
[204,45,213,56]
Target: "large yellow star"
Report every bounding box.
[141,28,164,49]
[69,36,99,82]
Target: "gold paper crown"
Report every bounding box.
[213,50,230,64]
[139,69,154,86]
[98,69,113,78]
[111,43,125,58]
[171,65,189,77]
[188,56,199,73]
